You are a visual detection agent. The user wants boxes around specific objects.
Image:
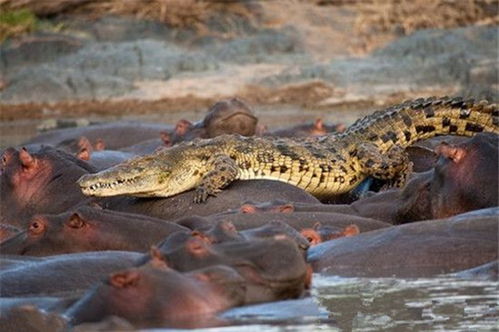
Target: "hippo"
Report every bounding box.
[103,180,320,220]
[265,118,344,138]
[173,218,310,252]
[300,223,360,246]
[204,211,391,233]
[147,235,310,304]
[66,254,246,329]
[171,98,258,145]
[23,121,174,152]
[76,137,137,171]
[0,224,21,242]
[0,297,77,316]
[430,132,498,219]
[0,251,141,297]
[450,260,498,281]
[0,146,95,227]
[0,206,188,256]
[308,213,498,277]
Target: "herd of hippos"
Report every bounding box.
[0,96,498,330]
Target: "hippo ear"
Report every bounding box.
[109,270,140,288]
[313,222,322,230]
[77,136,92,150]
[160,131,171,146]
[255,124,268,136]
[314,118,324,130]
[300,228,321,246]
[94,139,106,151]
[175,119,192,136]
[19,148,37,170]
[277,204,294,213]
[240,204,256,214]
[435,143,466,163]
[77,148,91,161]
[148,246,169,269]
[343,224,360,237]
[67,213,86,229]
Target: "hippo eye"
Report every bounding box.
[28,220,45,235]
[67,215,86,229]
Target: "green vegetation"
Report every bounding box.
[0,8,38,42]
[0,8,63,42]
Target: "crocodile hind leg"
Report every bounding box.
[194,154,238,203]
[356,143,413,190]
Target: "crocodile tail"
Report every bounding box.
[343,96,498,152]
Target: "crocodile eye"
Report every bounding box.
[28,220,46,235]
[67,214,86,229]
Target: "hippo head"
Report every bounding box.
[67,249,244,328]
[431,133,498,219]
[0,146,94,226]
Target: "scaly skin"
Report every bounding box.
[78,97,499,202]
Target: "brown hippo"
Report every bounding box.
[149,235,310,304]
[0,224,21,243]
[204,211,391,233]
[0,206,188,256]
[103,180,320,221]
[308,213,498,277]
[430,132,498,219]
[265,118,344,138]
[0,146,95,227]
[450,260,498,281]
[300,223,360,246]
[174,218,310,252]
[171,98,258,145]
[0,251,141,297]
[66,255,246,329]
[76,137,137,171]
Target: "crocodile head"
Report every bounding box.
[77,146,205,197]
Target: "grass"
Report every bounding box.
[0,8,38,42]
[0,8,65,42]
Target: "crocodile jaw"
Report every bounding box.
[78,168,166,197]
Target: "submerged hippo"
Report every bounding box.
[66,254,246,329]
[144,235,311,304]
[1,206,188,256]
[0,251,141,297]
[308,212,498,277]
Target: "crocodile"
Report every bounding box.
[78,97,498,202]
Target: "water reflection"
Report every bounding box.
[313,275,499,331]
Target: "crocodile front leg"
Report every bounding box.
[194,154,238,203]
[356,143,413,189]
